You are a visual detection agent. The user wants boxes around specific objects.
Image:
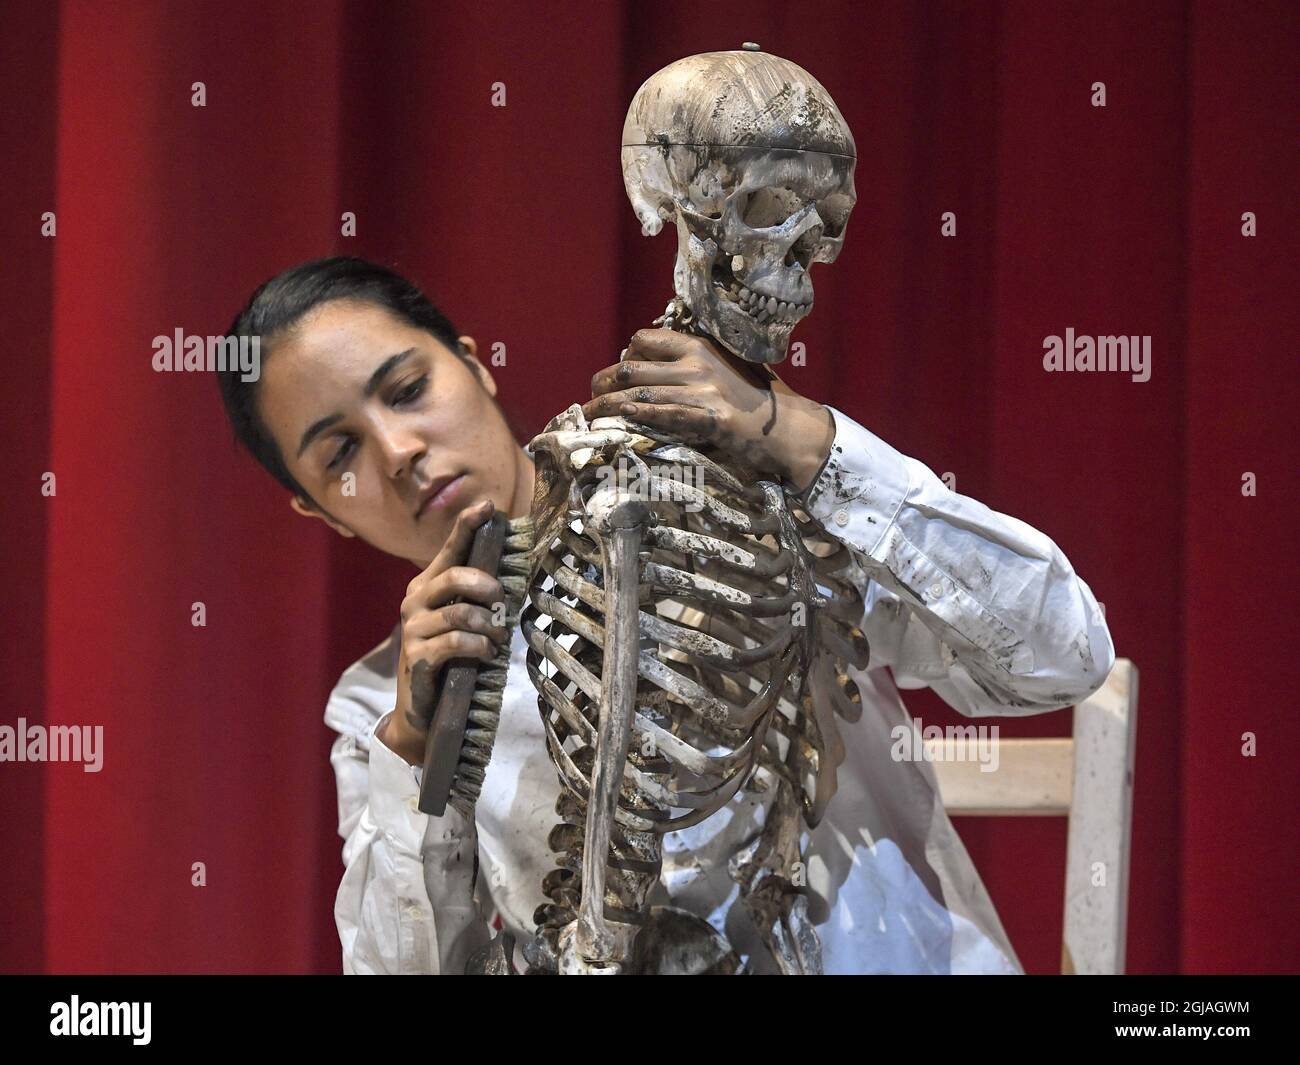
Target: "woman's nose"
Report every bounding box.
[373,419,426,481]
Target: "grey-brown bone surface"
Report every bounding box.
[519,45,867,975]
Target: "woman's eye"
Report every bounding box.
[393,375,429,405]
[327,436,356,471]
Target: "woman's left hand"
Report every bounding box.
[582,328,835,494]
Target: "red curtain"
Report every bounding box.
[2,0,1294,974]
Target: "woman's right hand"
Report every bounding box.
[378,498,510,765]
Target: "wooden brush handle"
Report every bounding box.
[417,510,508,816]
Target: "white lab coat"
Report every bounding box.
[325,405,1115,974]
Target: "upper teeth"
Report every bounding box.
[722,281,809,323]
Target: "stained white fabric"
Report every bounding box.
[325,404,1114,974]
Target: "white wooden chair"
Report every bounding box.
[926,659,1139,974]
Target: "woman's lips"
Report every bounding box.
[418,473,467,519]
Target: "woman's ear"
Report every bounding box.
[458,334,498,398]
[289,495,356,538]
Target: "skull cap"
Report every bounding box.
[622,49,856,160]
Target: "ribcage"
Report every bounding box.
[521,412,871,841]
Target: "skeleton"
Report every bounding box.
[518,46,868,975]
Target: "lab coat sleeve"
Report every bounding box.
[331,712,483,973]
[798,404,1115,717]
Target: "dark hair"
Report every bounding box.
[217,256,469,508]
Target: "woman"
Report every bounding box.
[219,255,1114,974]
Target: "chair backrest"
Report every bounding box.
[926,659,1139,974]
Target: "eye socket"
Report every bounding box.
[326,436,357,471]
[392,374,429,405]
[740,186,808,228]
[816,193,853,239]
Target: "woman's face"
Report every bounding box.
[256,298,529,568]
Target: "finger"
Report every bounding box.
[406,601,510,646]
[402,564,503,622]
[428,565,505,609]
[402,625,499,730]
[407,630,498,674]
[582,384,704,422]
[618,402,720,443]
[625,328,701,362]
[425,498,495,577]
[590,357,697,397]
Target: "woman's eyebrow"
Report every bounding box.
[296,348,419,458]
[297,413,342,458]
[363,348,417,397]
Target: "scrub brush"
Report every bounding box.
[416,510,535,817]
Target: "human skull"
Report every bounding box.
[622,46,857,363]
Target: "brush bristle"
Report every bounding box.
[447,514,535,818]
